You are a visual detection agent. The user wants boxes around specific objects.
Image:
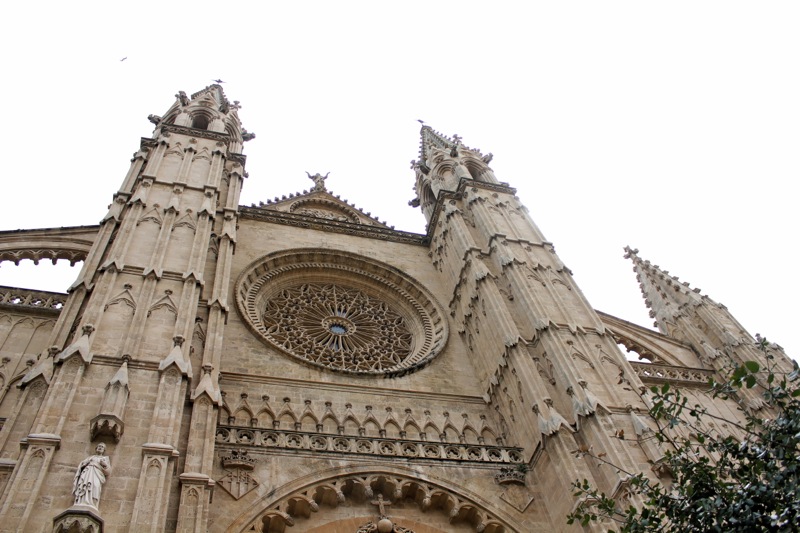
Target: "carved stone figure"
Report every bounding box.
[306,171,329,191]
[176,90,190,106]
[72,443,111,510]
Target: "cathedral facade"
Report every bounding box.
[0,86,791,532]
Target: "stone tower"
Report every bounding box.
[0,87,790,532]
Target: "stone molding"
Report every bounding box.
[160,123,230,142]
[219,374,487,404]
[239,207,427,245]
[288,197,364,224]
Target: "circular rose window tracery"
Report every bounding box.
[236,250,448,376]
[263,284,413,371]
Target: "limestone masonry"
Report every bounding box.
[0,86,792,532]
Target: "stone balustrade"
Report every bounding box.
[215,425,524,465]
[0,285,66,312]
[629,361,715,386]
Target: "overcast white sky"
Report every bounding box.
[1,2,798,359]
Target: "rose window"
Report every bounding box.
[262,284,414,372]
[236,250,448,376]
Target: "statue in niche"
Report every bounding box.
[72,443,111,510]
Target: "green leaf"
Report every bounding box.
[744,361,760,373]
[745,375,756,389]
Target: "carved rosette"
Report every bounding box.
[236,250,448,376]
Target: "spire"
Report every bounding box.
[623,246,705,334]
[411,126,497,223]
[624,246,794,389]
[416,126,492,169]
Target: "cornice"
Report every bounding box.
[140,137,158,150]
[228,152,247,166]
[219,371,486,404]
[90,354,161,372]
[239,207,428,245]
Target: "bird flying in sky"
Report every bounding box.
[120,57,127,62]
[213,79,225,84]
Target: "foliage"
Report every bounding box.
[567,338,800,532]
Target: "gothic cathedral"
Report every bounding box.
[0,86,792,532]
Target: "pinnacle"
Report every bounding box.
[624,246,708,329]
[416,125,487,166]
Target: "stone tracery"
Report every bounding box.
[237,250,449,376]
[262,283,413,373]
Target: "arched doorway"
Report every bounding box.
[225,469,517,533]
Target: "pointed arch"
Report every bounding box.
[321,411,340,434]
[423,420,441,438]
[233,407,254,426]
[277,403,299,430]
[363,418,381,438]
[442,422,460,443]
[383,418,402,439]
[403,419,422,438]
[256,406,276,428]
[462,425,480,445]
[148,291,178,317]
[480,427,498,446]
[218,405,232,425]
[462,156,493,183]
[570,349,595,370]
[300,411,320,431]
[343,412,360,435]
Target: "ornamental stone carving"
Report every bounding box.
[72,443,111,510]
[262,284,413,372]
[236,250,448,376]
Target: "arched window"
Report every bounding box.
[191,115,209,130]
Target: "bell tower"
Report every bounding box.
[411,126,653,526]
[0,85,253,532]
